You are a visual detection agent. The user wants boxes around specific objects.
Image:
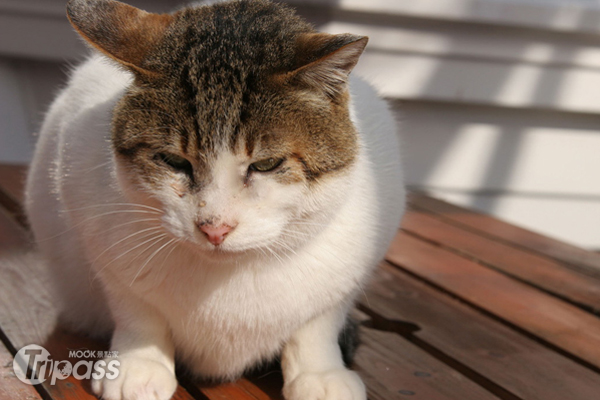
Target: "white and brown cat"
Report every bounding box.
[25,0,405,399]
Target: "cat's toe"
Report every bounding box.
[283,369,366,400]
[92,357,177,400]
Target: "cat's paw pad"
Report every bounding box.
[283,369,366,400]
[91,357,177,400]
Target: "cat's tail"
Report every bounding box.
[1,248,113,342]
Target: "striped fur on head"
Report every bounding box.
[67,0,367,187]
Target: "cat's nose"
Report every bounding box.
[199,223,234,246]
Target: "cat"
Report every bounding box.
[24,0,405,399]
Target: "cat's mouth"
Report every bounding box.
[181,235,246,259]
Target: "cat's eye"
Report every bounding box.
[158,153,193,175]
[249,158,284,173]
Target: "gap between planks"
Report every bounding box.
[360,261,600,400]
[402,208,600,316]
[386,230,600,374]
[409,193,600,278]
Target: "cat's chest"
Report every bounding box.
[146,251,356,330]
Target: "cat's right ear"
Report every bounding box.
[66,0,173,75]
[284,33,368,98]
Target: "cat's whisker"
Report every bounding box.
[35,211,161,243]
[37,215,162,244]
[280,228,311,242]
[61,203,163,214]
[271,238,298,258]
[273,241,313,282]
[130,237,177,286]
[88,227,165,284]
[82,160,112,173]
[281,225,311,234]
[91,226,164,268]
[271,244,294,264]
[90,218,162,236]
[254,246,270,262]
[263,245,285,265]
[289,221,331,228]
[92,233,167,282]
[158,238,181,270]
[355,278,371,309]
[281,227,310,236]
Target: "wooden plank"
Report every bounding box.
[0,163,26,204]
[0,340,43,400]
[0,207,30,250]
[354,327,500,400]
[385,231,600,370]
[361,262,600,400]
[401,208,600,312]
[199,379,276,400]
[410,193,600,275]
[0,164,27,227]
[243,370,285,400]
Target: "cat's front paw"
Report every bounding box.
[91,356,177,400]
[283,369,366,400]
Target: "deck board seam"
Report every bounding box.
[0,324,56,400]
[399,225,600,316]
[0,186,28,230]
[357,301,522,400]
[408,199,600,279]
[382,255,600,376]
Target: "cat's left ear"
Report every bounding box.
[66,0,174,75]
[287,33,368,97]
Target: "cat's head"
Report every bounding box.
[67,0,367,255]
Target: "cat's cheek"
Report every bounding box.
[159,202,198,242]
[249,177,303,206]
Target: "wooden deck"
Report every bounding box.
[1,162,600,399]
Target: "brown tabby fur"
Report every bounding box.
[67,0,365,188]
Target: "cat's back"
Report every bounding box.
[349,75,405,241]
[26,55,131,243]
[44,55,131,133]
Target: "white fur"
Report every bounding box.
[25,54,405,400]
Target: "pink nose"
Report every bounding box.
[199,224,233,246]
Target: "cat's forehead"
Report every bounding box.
[138,1,312,152]
[159,1,311,77]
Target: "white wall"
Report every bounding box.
[0,59,32,163]
[0,0,599,250]
[398,101,600,249]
